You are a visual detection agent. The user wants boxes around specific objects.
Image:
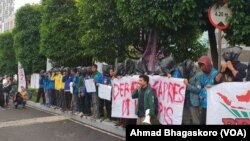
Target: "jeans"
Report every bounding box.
[15,100,26,109]
[4,92,9,106]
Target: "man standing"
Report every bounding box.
[91,64,104,119]
[36,70,46,104]
[198,56,218,125]
[216,47,247,82]
[132,75,157,125]
[71,68,80,114]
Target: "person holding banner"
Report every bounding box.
[132,75,157,125]
[172,59,202,125]
[70,68,80,115]
[62,68,72,112]
[98,65,113,121]
[198,56,218,125]
[183,70,202,125]
[91,64,104,119]
[215,46,247,82]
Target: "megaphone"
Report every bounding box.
[143,109,151,125]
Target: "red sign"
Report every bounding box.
[208,3,232,30]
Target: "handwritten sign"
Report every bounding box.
[98,84,112,101]
[111,75,186,125]
[84,79,96,93]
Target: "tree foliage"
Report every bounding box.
[40,0,86,66]
[14,4,46,74]
[116,0,207,63]
[226,0,250,46]
[78,0,138,63]
[0,32,17,75]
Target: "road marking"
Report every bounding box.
[0,116,68,128]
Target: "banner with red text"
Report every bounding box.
[207,82,250,125]
[111,75,186,125]
[18,66,26,92]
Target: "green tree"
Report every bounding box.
[226,0,250,46]
[78,0,139,63]
[0,32,17,76]
[117,0,207,68]
[40,0,86,66]
[14,4,46,74]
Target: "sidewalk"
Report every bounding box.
[26,101,125,137]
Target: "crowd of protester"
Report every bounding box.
[0,46,250,126]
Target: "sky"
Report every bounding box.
[15,0,41,12]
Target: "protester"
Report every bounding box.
[91,64,104,119]
[82,67,92,116]
[183,66,202,125]
[62,68,72,112]
[132,75,158,125]
[71,68,80,115]
[44,72,50,107]
[3,76,12,108]
[49,70,56,107]
[198,56,218,125]
[216,46,247,82]
[0,77,4,108]
[99,66,113,121]
[247,61,250,81]
[59,68,65,111]
[77,67,85,116]
[14,87,29,109]
[36,70,46,104]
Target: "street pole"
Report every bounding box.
[217,29,222,69]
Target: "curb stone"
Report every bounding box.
[27,101,125,137]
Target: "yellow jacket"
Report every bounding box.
[51,74,63,90]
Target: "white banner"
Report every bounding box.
[30,73,40,89]
[18,67,26,92]
[207,82,250,125]
[111,75,186,125]
[84,79,96,93]
[98,84,112,101]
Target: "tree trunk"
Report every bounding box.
[207,24,218,70]
[142,30,157,74]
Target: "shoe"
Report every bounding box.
[78,112,83,116]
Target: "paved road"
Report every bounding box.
[0,106,124,141]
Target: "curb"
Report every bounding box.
[27,101,125,137]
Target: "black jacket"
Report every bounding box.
[246,63,250,81]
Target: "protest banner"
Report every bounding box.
[84,79,96,93]
[98,84,112,101]
[18,66,26,92]
[30,73,40,89]
[111,75,186,125]
[207,82,250,125]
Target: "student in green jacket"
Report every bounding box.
[132,75,157,125]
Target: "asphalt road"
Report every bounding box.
[0,106,124,141]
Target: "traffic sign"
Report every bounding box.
[208,3,232,30]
